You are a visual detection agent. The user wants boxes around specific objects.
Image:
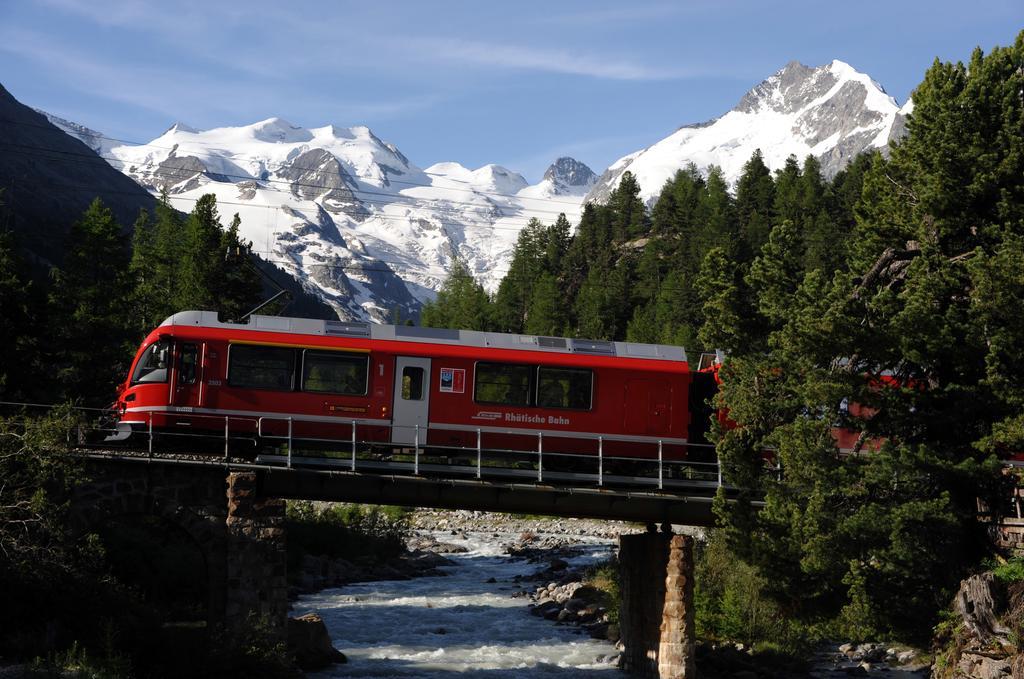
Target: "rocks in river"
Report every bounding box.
[407,534,469,554]
[526,577,619,643]
[800,641,931,677]
[410,508,642,541]
[287,613,347,670]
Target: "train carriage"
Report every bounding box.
[112,311,717,462]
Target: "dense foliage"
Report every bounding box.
[284,501,410,582]
[426,31,1024,643]
[0,193,294,674]
[0,192,264,407]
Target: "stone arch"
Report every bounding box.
[68,463,230,627]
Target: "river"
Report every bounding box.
[296,529,621,677]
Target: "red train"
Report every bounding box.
[110,311,721,462]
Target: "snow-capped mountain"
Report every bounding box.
[37,58,908,322]
[91,118,593,321]
[588,60,909,205]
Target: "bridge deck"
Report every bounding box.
[76,449,740,524]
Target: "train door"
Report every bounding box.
[624,379,672,435]
[391,356,431,445]
[172,341,203,408]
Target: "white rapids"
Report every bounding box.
[296,531,620,677]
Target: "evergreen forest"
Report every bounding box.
[1,192,280,407]
[423,32,1024,644]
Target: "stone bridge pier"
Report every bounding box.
[71,457,698,671]
[70,462,288,638]
[619,531,696,679]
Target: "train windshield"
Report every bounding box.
[131,340,170,384]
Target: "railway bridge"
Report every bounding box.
[70,443,734,678]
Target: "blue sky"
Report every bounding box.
[1,0,1021,182]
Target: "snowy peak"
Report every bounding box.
[542,157,597,189]
[736,60,837,114]
[471,165,529,194]
[736,59,896,116]
[424,162,529,194]
[587,59,906,205]
[164,121,198,135]
[246,116,312,143]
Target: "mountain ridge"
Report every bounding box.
[21,57,909,321]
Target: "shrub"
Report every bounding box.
[583,558,620,623]
[993,558,1024,583]
[285,502,410,578]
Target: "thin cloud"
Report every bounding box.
[416,38,696,81]
[0,28,439,128]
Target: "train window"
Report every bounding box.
[536,367,593,410]
[474,362,532,406]
[178,344,198,385]
[401,367,424,400]
[228,345,296,391]
[131,341,170,384]
[302,350,368,395]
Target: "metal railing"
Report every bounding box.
[251,413,725,492]
[0,400,730,494]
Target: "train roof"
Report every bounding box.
[159,310,688,363]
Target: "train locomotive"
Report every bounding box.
[110,311,721,464]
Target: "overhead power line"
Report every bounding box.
[0,139,586,226]
[0,116,596,209]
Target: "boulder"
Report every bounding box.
[557,608,576,622]
[531,600,561,618]
[957,651,1011,679]
[287,613,347,670]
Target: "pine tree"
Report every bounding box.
[695,166,737,258]
[128,207,158,333]
[217,213,263,321]
[625,302,658,343]
[735,150,776,260]
[574,264,612,339]
[421,260,491,331]
[695,247,746,353]
[48,198,133,404]
[562,202,612,303]
[797,156,845,273]
[0,228,39,400]
[654,269,698,347]
[524,272,564,336]
[149,190,186,318]
[493,218,548,333]
[176,194,224,312]
[746,220,804,326]
[608,171,648,241]
[771,155,802,226]
[847,153,917,272]
[544,214,572,273]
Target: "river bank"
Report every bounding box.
[290,509,940,677]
